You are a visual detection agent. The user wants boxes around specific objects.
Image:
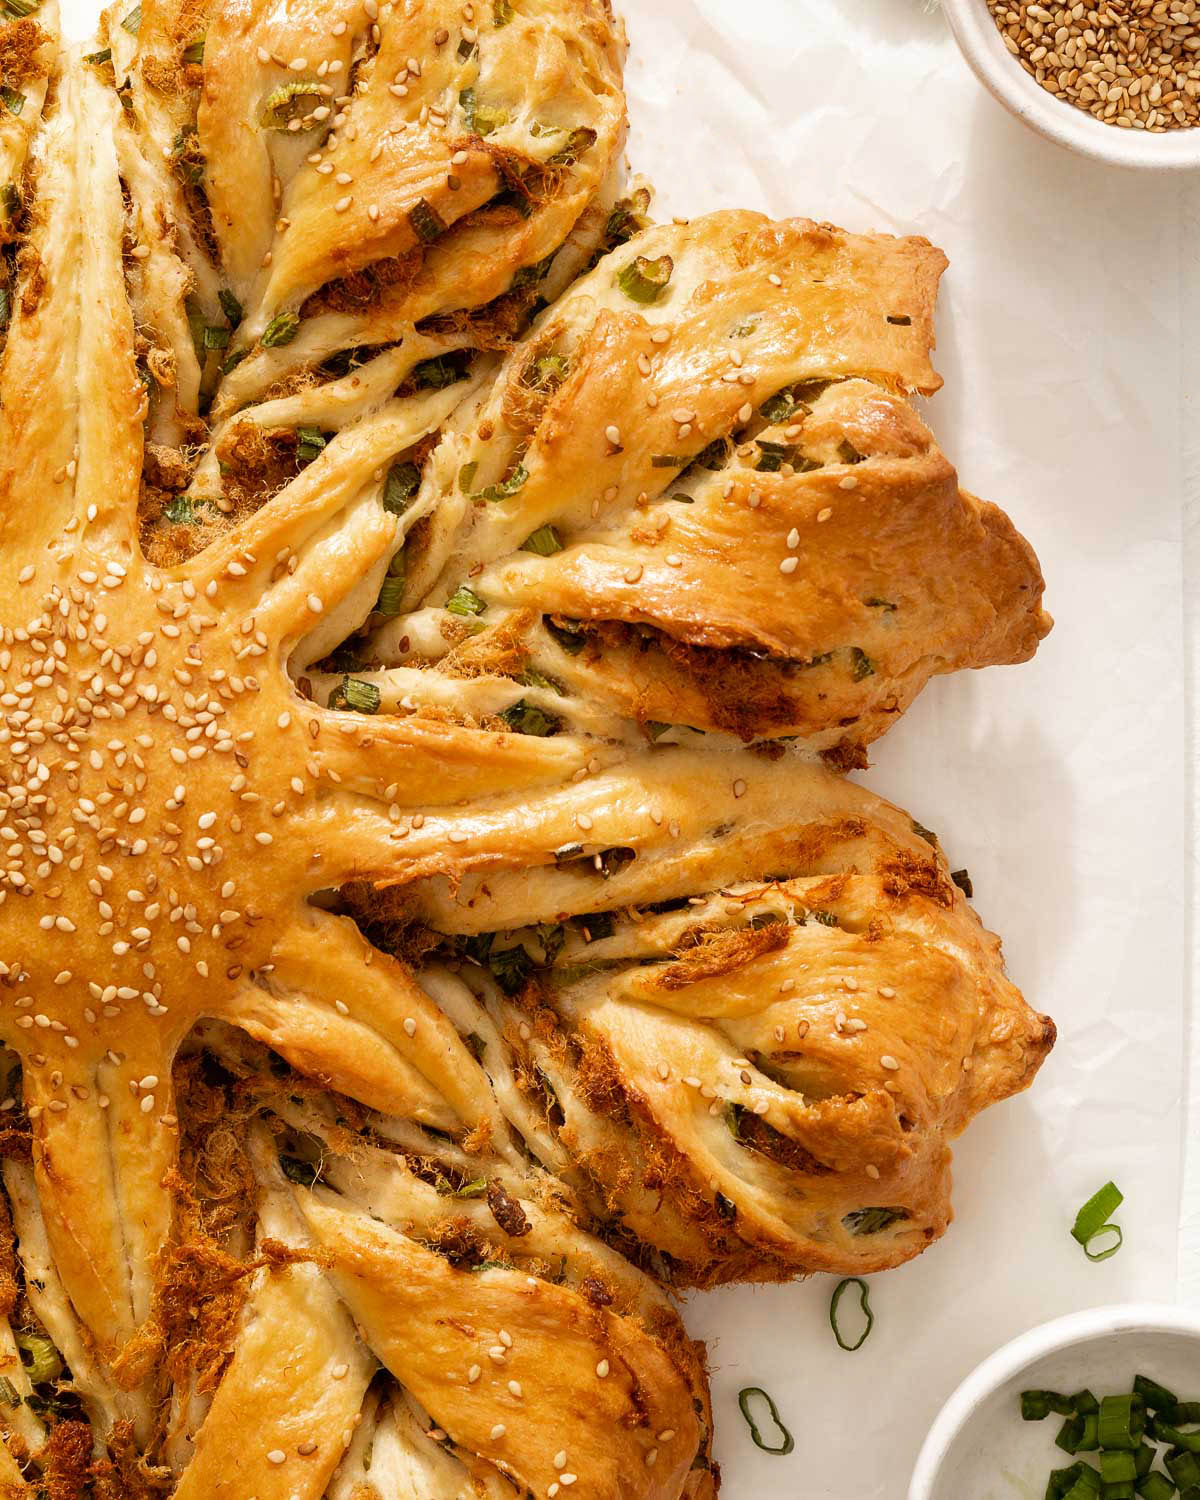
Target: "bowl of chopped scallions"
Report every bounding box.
[910,1305,1200,1500]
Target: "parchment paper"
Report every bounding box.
[55,0,1187,1493]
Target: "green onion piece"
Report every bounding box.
[202,325,230,350]
[164,496,199,525]
[865,596,898,610]
[842,1207,907,1236]
[521,524,562,556]
[1074,1391,1102,1416]
[376,571,406,616]
[412,354,467,389]
[1058,1416,1087,1455]
[16,1332,62,1385]
[458,461,479,493]
[499,699,561,736]
[1098,1394,1144,1451]
[951,869,973,898]
[547,126,597,164]
[1072,1182,1125,1260]
[383,462,421,514]
[755,440,794,472]
[488,944,532,995]
[493,0,513,22]
[1152,1423,1200,1454]
[1024,1391,1080,1421]
[476,463,529,502]
[736,1387,794,1456]
[182,33,205,64]
[1103,1455,1140,1485]
[1076,1412,1100,1450]
[760,391,796,423]
[1,88,24,117]
[261,311,300,348]
[1168,1452,1200,1487]
[409,197,446,244]
[280,1154,319,1186]
[457,37,477,60]
[838,439,866,464]
[1135,1378,1178,1414]
[0,288,10,334]
[850,647,876,681]
[1,183,20,219]
[258,81,322,128]
[474,102,509,135]
[1049,1464,1103,1500]
[454,1178,488,1198]
[446,585,487,617]
[218,288,243,325]
[0,0,40,14]
[615,254,674,304]
[0,1377,18,1406]
[1177,1404,1200,1424]
[328,676,381,714]
[650,454,689,468]
[545,617,585,654]
[1134,1443,1156,1479]
[1136,1474,1177,1500]
[295,425,326,463]
[602,189,652,251]
[829,1277,874,1352]
[120,2,141,31]
[645,721,672,742]
[521,667,565,695]
[1062,1465,1103,1499]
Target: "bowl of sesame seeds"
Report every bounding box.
[941,0,1200,167]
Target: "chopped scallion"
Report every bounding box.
[120,1,141,31]
[499,699,561,736]
[1071,1182,1125,1261]
[16,1332,62,1385]
[446,585,487,617]
[829,1277,874,1351]
[218,288,243,325]
[383,461,421,514]
[409,197,446,244]
[0,88,24,116]
[615,253,673,304]
[736,1387,794,1456]
[258,80,321,129]
[261,311,300,348]
[521,523,562,555]
[476,463,529,502]
[328,677,381,714]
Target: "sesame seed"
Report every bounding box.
[267,1450,286,1465]
[779,556,799,575]
[816,507,833,522]
[490,1424,506,1441]
[880,1054,901,1071]
[596,1360,609,1377]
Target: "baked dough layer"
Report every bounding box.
[0,0,1051,1494]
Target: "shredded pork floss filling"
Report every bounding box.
[0,0,1052,1493]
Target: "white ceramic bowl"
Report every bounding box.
[940,0,1200,169]
[910,1303,1200,1499]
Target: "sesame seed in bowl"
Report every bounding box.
[940,0,1200,166]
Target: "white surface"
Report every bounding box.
[55,0,1194,1493]
[910,1304,1200,1499]
[940,0,1200,168]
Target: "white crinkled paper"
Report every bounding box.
[56,0,1187,1492]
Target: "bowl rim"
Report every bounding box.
[939,0,1200,170]
[908,1302,1200,1499]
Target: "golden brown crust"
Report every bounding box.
[0,1,1052,1494]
